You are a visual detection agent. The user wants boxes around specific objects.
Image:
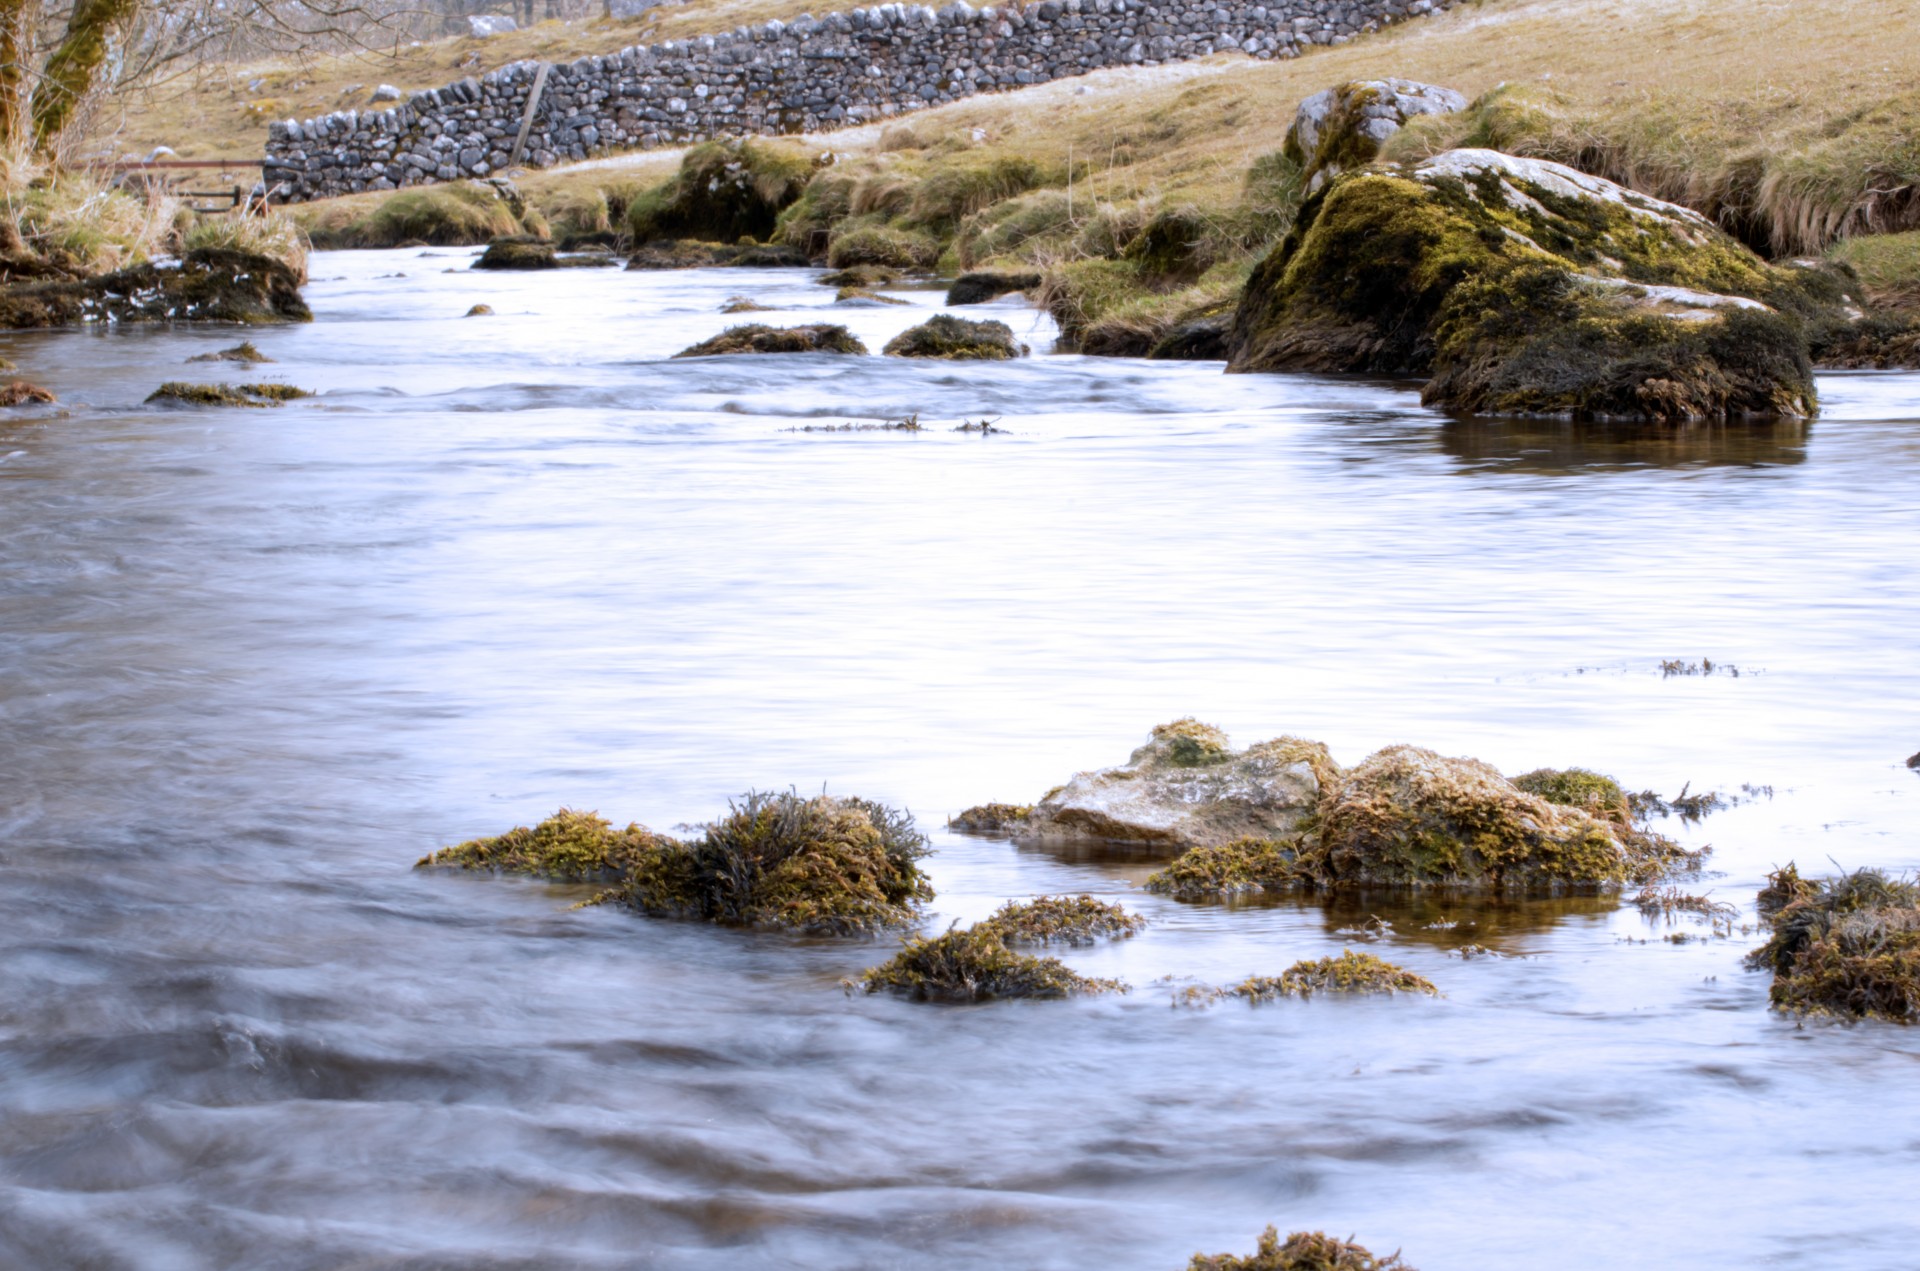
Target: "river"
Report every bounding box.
[1,249,1917,1269]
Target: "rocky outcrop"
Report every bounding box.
[1284,78,1467,194]
[1226,150,1845,422]
[0,248,311,329]
[265,0,1467,201]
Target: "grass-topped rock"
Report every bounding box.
[882,315,1027,360]
[1189,1227,1415,1271]
[1146,837,1308,899]
[979,895,1145,945]
[627,140,818,245]
[419,791,933,935]
[1222,951,1439,1002]
[0,248,310,329]
[473,238,558,270]
[1285,79,1468,197]
[1746,866,1920,1022]
[1226,149,1842,422]
[147,382,312,407]
[855,924,1124,1003]
[673,324,868,358]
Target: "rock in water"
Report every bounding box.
[0,248,310,328]
[0,379,55,405]
[1227,149,1835,423]
[947,270,1042,306]
[883,315,1027,359]
[1002,720,1336,849]
[1286,79,1468,195]
[473,238,557,270]
[672,323,868,357]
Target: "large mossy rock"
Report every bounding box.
[0,248,310,328]
[1285,79,1468,196]
[883,314,1027,360]
[1226,149,1840,422]
[981,720,1338,849]
[672,323,868,357]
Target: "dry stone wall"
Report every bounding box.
[264,0,1460,202]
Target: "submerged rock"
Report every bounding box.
[979,895,1145,945]
[883,314,1027,360]
[1189,1227,1416,1271]
[464,303,493,316]
[1001,720,1336,849]
[1226,150,1834,422]
[673,323,868,357]
[1222,951,1439,1001]
[0,248,310,329]
[1286,79,1469,195]
[947,269,1042,306]
[0,379,55,405]
[420,791,934,935]
[186,340,273,364]
[147,381,312,407]
[820,264,899,289]
[1746,866,1920,1022]
[720,295,772,313]
[835,285,909,306]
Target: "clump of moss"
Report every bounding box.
[417,807,671,881]
[720,295,771,314]
[1151,717,1234,767]
[882,314,1026,360]
[146,381,312,407]
[979,895,1145,945]
[1189,1227,1414,1271]
[1315,745,1683,890]
[1746,867,1920,1021]
[1146,837,1306,900]
[1226,951,1439,1002]
[0,380,55,405]
[1512,767,1632,823]
[948,803,1032,833]
[835,286,908,306]
[825,223,942,270]
[186,341,272,364]
[673,324,868,358]
[1757,862,1818,918]
[473,238,558,270]
[628,140,819,244]
[855,923,1125,1002]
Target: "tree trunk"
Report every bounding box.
[0,0,33,151]
[30,0,139,152]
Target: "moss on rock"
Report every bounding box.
[1224,951,1439,1001]
[820,264,899,289]
[947,269,1042,306]
[186,341,272,364]
[1145,837,1307,899]
[673,323,868,357]
[1189,1227,1415,1271]
[1746,867,1920,1021]
[146,381,312,406]
[855,923,1124,1002]
[473,238,558,270]
[628,140,819,244]
[826,223,942,270]
[948,803,1032,834]
[883,314,1026,359]
[417,807,672,881]
[1226,150,1825,422]
[0,247,310,329]
[979,895,1145,945]
[1284,79,1469,196]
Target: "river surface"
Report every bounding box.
[2,249,1918,1270]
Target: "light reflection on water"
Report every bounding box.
[1,248,1918,1270]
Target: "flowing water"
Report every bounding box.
[2,249,1918,1270]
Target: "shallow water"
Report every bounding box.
[2,249,1918,1270]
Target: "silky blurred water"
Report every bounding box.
[1,248,1917,1270]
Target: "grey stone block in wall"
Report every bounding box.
[267,0,1463,201]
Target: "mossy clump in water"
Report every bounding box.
[627,140,819,244]
[1746,867,1920,1021]
[883,314,1026,360]
[835,286,909,307]
[672,324,868,358]
[1756,862,1818,919]
[1226,951,1439,1002]
[948,803,1032,834]
[826,224,942,270]
[186,341,272,364]
[947,269,1042,306]
[0,380,55,405]
[1189,1227,1415,1271]
[473,238,558,270]
[1154,717,1234,767]
[417,807,673,881]
[819,264,899,289]
[1226,151,1830,422]
[1511,767,1632,822]
[1315,745,1694,889]
[1145,837,1307,899]
[855,923,1125,1002]
[146,381,312,407]
[979,895,1145,945]
[721,295,772,313]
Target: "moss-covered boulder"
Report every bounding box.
[883,315,1027,360]
[0,247,310,328]
[956,720,1337,851]
[1285,79,1468,196]
[1315,746,1688,889]
[948,802,1033,834]
[147,381,312,407]
[1226,150,1837,422]
[1189,1227,1415,1271]
[673,323,868,358]
[473,238,557,270]
[420,792,933,936]
[1746,867,1920,1022]
[628,140,819,244]
[854,923,1125,1002]
[947,269,1042,306]
[826,224,941,270]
